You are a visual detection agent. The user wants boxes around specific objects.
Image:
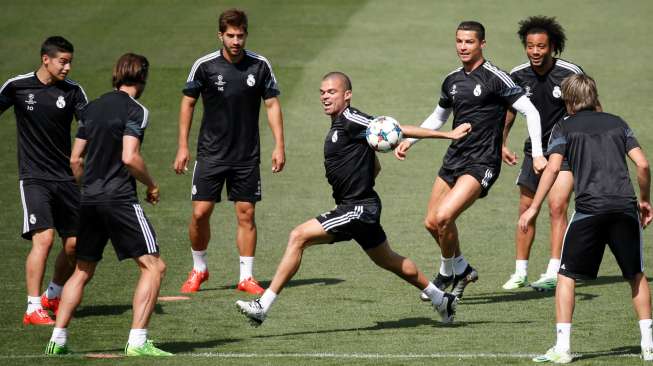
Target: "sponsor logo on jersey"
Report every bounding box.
[331,131,338,143]
[247,74,256,87]
[56,95,66,109]
[29,214,36,225]
[552,85,562,98]
[25,93,37,110]
[473,84,482,97]
[214,75,226,91]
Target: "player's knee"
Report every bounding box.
[549,199,568,220]
[236,210,256,229]
[63,237,76,256]
[157,259,167,278]
[191,207,212,223]
[288,228,308,250]
[434,210,453,231]
[424,216,439,234]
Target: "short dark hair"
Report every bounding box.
[40,36,74,57]
[517,16,566,56]
[457,21,485,41]
[112,53,149,89]
[218,8,248,33]
[322,71,352,91]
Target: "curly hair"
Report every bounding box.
[517,16,566,56]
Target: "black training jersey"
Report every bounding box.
[511,58,583,155]
[547,110,639,214]
[76,90,149,204]
[324,106,380,205]
[183,49,280,166]
[438,60,524,169]
[0,72,87,181]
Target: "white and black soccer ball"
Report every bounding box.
[366,116,403,153]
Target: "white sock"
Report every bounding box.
[439,256,454,276]
[422,282,445,305]
[640,319,653,348]
[258,289,277,313]
[515,260,529,277]
[546,258,561,277]
[50,327,68,347]
[191,249,207,272]
[555,323,571,352]
[453,255,469,276]
[128,328,148,347]
[239,256,254,281]
[27,296,42,313]
[45,281,63,299]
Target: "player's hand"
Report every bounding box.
[639,201,653,229]
[518,206,538,233]
[449,123,472,140]
[394,140,412,161]
[173,147,190,175]
[146,185,160,205]
[502,145,518,166]
[533,155,547,174]
[271,146,285,173]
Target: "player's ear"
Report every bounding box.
[41,54,50,65]
[480,39,486,49]
[344,90,352,102]
[218,32,223,42]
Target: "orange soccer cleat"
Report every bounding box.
[41,293,60,315]
[23,309,55,325]
[236,277,264,295]
[180,269,209,293]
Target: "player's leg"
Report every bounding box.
[24,229,56,325]
[503,186,535,290]
[42,237,76,315]
[181,200,214,292]
[234,201,263,294]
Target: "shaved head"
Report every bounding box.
[322,71,352,91]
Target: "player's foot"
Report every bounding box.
[451,265,478,299]
[642,346,653,361]
[434,293,458,324]
[23,309,55,325]
[180,269,209,293]
[532,347,572,363]
[419,274,454,301]
[236,299,266,326]
[45,341,70,355]
[41,293,60,315]
[531,273,557,292]
[502,273,528,290]
[236,277,264,295]
[125,339,173,357]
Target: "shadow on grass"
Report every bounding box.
[575,345,640,361]
[201,277,345,292]
[159,338,241,353]
[75,303,164,318]
[462,290,598,305]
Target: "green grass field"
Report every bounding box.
[2,1,653,365]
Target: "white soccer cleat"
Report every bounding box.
[434,293,458,324]
[532,347,572,364]
[236,299,266,327]
[642,346,653,361]
[502,273,528,290]
[531,273,557,292]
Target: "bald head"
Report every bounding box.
[322,71,352,91]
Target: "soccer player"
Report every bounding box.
[235,72,472,326]
[520,74,653,363]
[395,21,545,300]
[0,36,87,325]
[174,8,285,295]
[501,16,589,292]
[45,53,171,357]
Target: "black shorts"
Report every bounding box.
[19,179,80,240]
[438,164,499,198]
[559,210,643,280]
[315,203,387,250]
[76,203,159,262]
[516,153,571,193]
[191,160,261,203]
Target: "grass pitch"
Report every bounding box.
[1,1,653,365]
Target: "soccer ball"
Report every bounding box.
[366,116,403,153]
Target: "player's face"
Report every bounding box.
[319,77,351,117]
[456,30,485,65]
[219,25,247,58]
[525,33,552,67]
[42,52,73,81]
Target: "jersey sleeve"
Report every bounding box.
[546,122,567,157]
[343,108,372,140]
[491,70,524,105]
[623,120,640,152]
[75,107,88,140]
[72,85,88,120]
[125,102,149,139]
[261,61,280,100]
[182,62,206,99]
[438,78,452,109]
[0,79,14,113]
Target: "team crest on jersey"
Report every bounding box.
[552,85,562,98]
[56,96,66,109]
[524,85,533,97]
[473,84,482,97]
[246,74,256,87]
[29,214,36,225]
[331,131,338,143]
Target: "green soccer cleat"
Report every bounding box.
[532,347,572,364]
[125,340,173,357]
[502,273,528,290]
[45,341,70,355]
[531,274,557,292]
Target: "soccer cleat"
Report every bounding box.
[451,265,478,299]
[420,274,454,301]
[41,293,60,315]
[45,341,70,355]
[642,346,653,361]
[125,339,173,357]
[532,347,572,363]
[236,299,266,326]
[434,293,458,324]
[23,309,55,325]
[502,273,528,290]
[531,273,557,292]
[180,269,209,293]
[236,277,264,295]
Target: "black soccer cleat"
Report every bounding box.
[451,265,478,299]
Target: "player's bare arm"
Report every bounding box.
[628,147,652,227]
[264,96,285,173]
[70,137,87,184]
[173,95,197,174]
[123,135,159,204]
[393,105,452,160]
[401,123,471,140]
[519,153,563,232]
[502,108,518,165]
